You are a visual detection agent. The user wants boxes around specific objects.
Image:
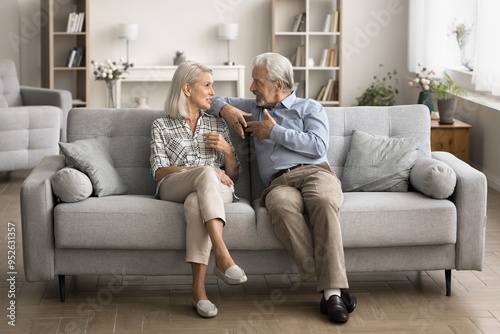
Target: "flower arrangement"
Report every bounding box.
[408,63,438,92]
[449,18,473,48]
[91,58,133,82]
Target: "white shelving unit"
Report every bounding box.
[272,0,342,106]
[41,0,89,107]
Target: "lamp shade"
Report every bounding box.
[119,23,138,40]
[218,23,239,40]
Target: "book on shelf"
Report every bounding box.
[316,79,338,102]
[323,14,332,32]
[330,11,339,32]
[315,85,326,101]
[66,46,85,67]
[319,48,337,67]
[291,45,306,67]
[291,12,306,32]
[67,12,85,32]
[323,79,333,101]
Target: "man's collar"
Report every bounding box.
[271,91,296,109]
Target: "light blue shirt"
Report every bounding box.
[209,92,329,185]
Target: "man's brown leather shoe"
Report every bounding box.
[320,295,349,323]
[341,289,357,313]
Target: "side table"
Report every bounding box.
[430,118,471,163]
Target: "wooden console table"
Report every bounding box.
[431,119,471,163]
[116,65,245,108]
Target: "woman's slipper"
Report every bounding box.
[213,264,247,285]
[191,299,218,318]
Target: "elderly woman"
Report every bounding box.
[150,61,246,318]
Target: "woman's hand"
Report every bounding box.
[214,169,234,187]
[203,132,231,155]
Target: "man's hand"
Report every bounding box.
[245,109,276,140]
[220,104,252,139]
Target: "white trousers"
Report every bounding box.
[158,166,233,265]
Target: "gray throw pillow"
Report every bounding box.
[59,137,127,197]
[410,158,456,199]
[342,130,421,192]
[51,167,93,202]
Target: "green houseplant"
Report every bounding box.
[434,72,467,124]
[356,64,399,106]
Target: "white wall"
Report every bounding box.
[455,99,500,192]
[341,0,415,106]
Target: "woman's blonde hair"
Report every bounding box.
[164,61,212,118]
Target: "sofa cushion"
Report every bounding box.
[339,192,456,247]
[54,195,256,250]
[410,158,456,199]
[342,130,421,192]
[253,191,456,249]
[59,137,128,197]
[51,167,92,202]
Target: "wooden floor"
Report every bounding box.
[1,170,500,334]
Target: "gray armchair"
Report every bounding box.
[0,59,72,172]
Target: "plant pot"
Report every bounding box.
[437,98,457,124]
[417,91,434,112]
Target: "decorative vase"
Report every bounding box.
[105,80,116,108]
[417,91,434,112]
[457,36,468,67]
[134,96,150,109]
[437,98,457,124]
[173,52,186,66]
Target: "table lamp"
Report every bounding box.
[119,23,138,63]
[219,23,238,66]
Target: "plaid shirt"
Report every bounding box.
[150,112,240,178]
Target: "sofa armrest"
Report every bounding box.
[432,151,487,270]
[20,86,72,142]
[20,155,66,281]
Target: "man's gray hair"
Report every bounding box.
[252,52,294,92]
[164,60,212,118]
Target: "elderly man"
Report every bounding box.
[209,52,356,323]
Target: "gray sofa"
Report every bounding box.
[0,59,72,172]
[20,105,487,302]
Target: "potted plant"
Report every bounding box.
[408,63,439,112]
[434,72,467,124]
[356,64,399,106]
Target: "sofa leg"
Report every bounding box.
[59,275,66,302]
[445,269,451,296]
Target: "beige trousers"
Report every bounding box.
[158,166,233,265]
[261,162,348,291]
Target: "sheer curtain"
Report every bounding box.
[407,0,450,74]
[472,0,500,95]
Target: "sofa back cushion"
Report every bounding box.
[0,59,23,107]
[327,105,431,180]
[66,108,252,199]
